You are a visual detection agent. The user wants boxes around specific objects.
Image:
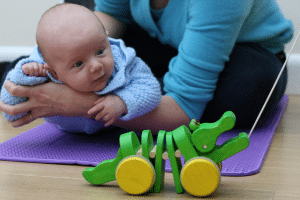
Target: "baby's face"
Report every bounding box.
[44,21,114,93]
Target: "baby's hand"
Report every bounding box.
[87,95,127,127]
[22,62,47,77]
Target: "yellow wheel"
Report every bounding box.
[116,155,155,195]
[180,157,221,197]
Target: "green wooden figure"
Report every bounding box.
[82,111,250,197]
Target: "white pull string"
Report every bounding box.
[248,31,300,138]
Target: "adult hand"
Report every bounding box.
[0,80,99,127]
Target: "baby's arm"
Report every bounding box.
[86,39,161,126]
[88,94,127,127]
[88,56,161,126]
[112,56,162,121]
[22,62,47,77]
[1,46,48,121]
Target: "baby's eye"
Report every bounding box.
[74,61,84,68]
[97,49,104,55]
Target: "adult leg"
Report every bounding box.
[201,43,287,128]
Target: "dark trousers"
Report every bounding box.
[123,27,287,128]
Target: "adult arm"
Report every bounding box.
[0,81,189,132]
[0,80,99,127]
[163,1,254,121]
[114,95,190,133]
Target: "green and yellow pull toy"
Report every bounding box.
[82,111,249,197]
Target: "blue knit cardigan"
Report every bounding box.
[1,38,161,124]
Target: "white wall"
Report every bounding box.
[277,0,300,54]
[277,0,300,94]
[0,0,62,61]
[0,0,62,47]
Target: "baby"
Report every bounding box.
[1,3,161,133]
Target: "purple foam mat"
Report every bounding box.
[0,95,288,176]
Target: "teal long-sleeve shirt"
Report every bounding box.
[95,0,293,120]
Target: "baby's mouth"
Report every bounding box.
[99,70,105,78]
[94,72,106,82]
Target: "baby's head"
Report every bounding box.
[36,3,114,92]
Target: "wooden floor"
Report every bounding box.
[0,95,299,200]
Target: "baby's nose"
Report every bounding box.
[90,61,103,74]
